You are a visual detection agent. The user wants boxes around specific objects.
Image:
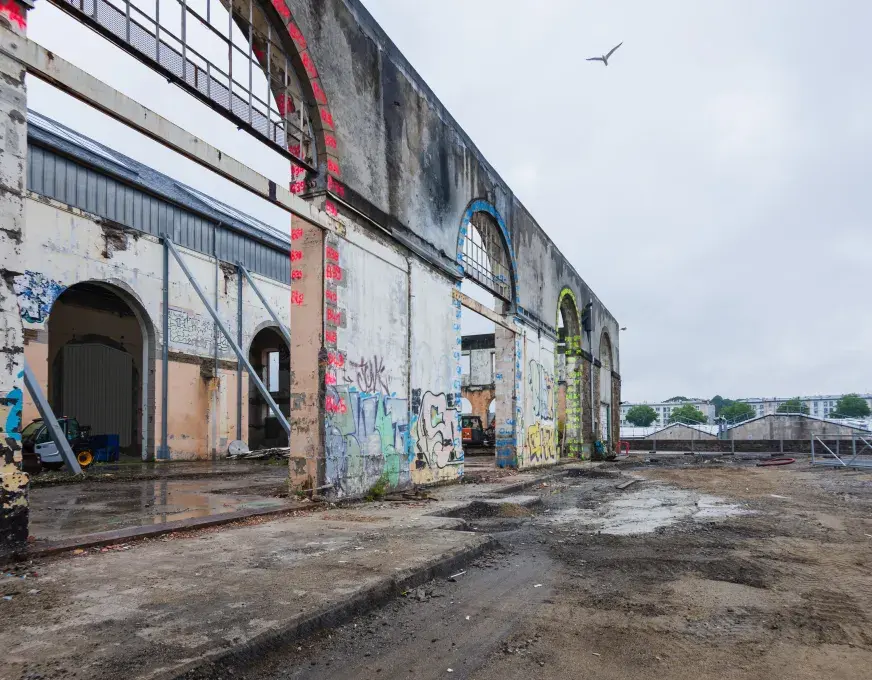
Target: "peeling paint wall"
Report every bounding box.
[18,198,289,460]
[0,0,29,551]
[519,331,558,468]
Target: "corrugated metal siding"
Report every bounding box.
[61,343,133,447]
[28,145,290,285]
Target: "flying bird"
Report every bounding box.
[586,42,623,66]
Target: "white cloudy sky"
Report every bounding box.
[28,1,872,402]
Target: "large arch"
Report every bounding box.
[456,200,518,467]
[45,0,343,195]
[247,323,290,450]
[46,280,156,460]
[557,287,583,457]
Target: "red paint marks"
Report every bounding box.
[320,108,335,128]
[327,309,342,324]
[311,81,327,105]
[291,290,304,305]
[271,0,291,20]
[291,163,307,179]
[0,0,26,30]
[324,134,338,149]
[325,290,337,303]
[291,269,303,280]
[301,52,318,78]
[291,228,304,240]
[325,330,337,344]
[325,201,338,218]
[326,264,343,281]
[327,159,341,176]
[325,373,337,386]
[327,176,345,198]
[326,395,347,413]
[253,46,266,63]
[325,247,339,262]
[288,144,301,157]
[288,22,307,49]
[290,180,306,194]
[290,250,303,262]
[328,352,345,368]
[277,93,295,116]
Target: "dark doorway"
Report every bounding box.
[248,327,290,450]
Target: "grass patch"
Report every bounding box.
[364,474,390,502]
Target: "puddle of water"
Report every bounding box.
[552,485,751,535]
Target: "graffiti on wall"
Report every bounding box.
[346,355,390,395]
[528,359,555,420]
[13,271,65,323]
[411,390,462,469]
[168,308,230,354]
[325,383,410,497]
[526,422,556,463]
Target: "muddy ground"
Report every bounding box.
[206,459,872,680]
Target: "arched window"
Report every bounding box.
[460,211,513,303]
[52,0,317,169]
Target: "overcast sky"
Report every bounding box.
[29,1,872,403]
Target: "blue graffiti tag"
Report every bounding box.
[13,271,66,323]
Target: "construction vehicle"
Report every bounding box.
[20,417,96,474]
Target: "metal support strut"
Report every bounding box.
[22,361,82,475]
[238,264,291,347]
[163,237,290,435]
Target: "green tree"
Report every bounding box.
[720,402,756,422]
[831,394,871,418]
[666,396,689,403]
[668,403,707,424]
[711,395,736,416]
[625,405,658,427]
[777,398,809,415]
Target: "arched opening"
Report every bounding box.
[46,282,155,460]
[460,398,473,414]
[457,203,517,467]
[248,326,290,450]
[599,332,614,448]
[557,289,583,458]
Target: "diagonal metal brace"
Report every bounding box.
[23,361,82,475]
[163,237,290,435]
[238,264,291,347]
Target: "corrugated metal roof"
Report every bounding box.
[26,110,290,250]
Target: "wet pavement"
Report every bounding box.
[28,465,291,540]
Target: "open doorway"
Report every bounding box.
[557,289,583,457]
[248,327,289,450]
[47,282,154,460]
[458,205,516,467]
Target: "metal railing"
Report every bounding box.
[811,434,872,468]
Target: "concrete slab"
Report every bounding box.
[0,495,499,680]
[28,467,291,542]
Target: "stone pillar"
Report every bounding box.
[580,354,593,458]
[494,325,518,468]
[563,332,583,458]
[289,216,324,491]
[0,0,32,552]
[611,373,622,452]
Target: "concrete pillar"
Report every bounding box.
[0,0,32,552]
[494,326,518,467]
[289,216,325,490]
[580,354,593,458]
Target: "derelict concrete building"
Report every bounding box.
[0,0,620,547]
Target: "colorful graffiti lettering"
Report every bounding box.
[411,391,462,469]
[13,271,65,323]
[325,386,409,496]
[526,422,556,463]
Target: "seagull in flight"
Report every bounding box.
[587,42,623,66]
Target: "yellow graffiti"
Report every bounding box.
[526,423,557,464]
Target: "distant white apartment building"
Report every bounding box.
[620,399,716,426]
[738,394,872,419]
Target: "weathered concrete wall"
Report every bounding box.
[17,197,290,459]
[519,330,557,468]
[728,414,869,440]
[648,424,718,441]
[283,0,620,373]
[0,1,29,551]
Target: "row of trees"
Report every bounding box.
[624,394,871,427]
